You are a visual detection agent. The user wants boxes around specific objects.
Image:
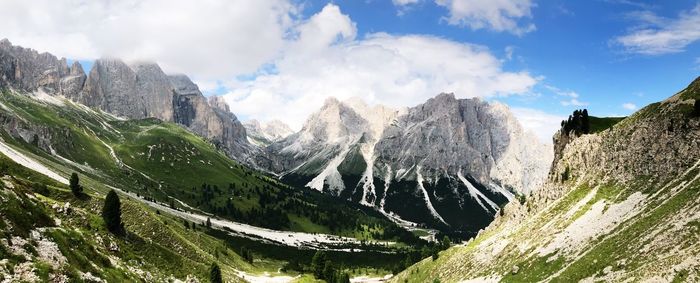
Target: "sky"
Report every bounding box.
[0,0,699,143]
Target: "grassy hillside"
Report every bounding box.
[0,153,251,282]
[588,116,625,134]
[0,89,414,241]
[391,78,700,282]
[0,88,437,281]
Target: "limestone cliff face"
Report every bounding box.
[266,93,552,233]
[78,60,174,121]
[0,38,72,93]
[390,77,700,283]
[0,39,254,165]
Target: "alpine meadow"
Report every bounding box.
[0,1,698,282]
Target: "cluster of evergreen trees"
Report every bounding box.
[389,236,452,275]
[239,246,254,263]
[310,251,351,283]
[561,109,590,136]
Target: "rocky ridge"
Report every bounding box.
[266,94,552,234]
[0,39,253,164]
[390,76,700,282]
[243,119,294,147]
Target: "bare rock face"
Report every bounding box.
[168,75,253,163]
[131,62,174,121]
[60,62,87,100]
[0,38,72,93]
[243,119,294,147]
[79,60,174,121]
[374,93,551,194]
[0,39,255,166]
[80,59,140,118]
[267,94,552,234]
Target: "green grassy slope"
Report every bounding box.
[588,116,625,134]
[0,89,412,241]
[0,88,433,281]
[392,78,700,282]
[0,153,250,282]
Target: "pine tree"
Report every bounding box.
[69,172,83,196]
[102,190,123,235]
[311,250,327,279]
[209,262,222,283]
[441,236,452,249]
[337,272,351,283]
[322,260,335,281]
[206,217,212,229]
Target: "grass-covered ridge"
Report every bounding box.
[0,88,441,281]
[588,116,625,134]
[0,151,251,282]
[0,89,413,241]
[391,77,700,282]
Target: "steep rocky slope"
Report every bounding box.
[391,77,700,282]
[0,39,254,164]
[243,119,294,147]
[266,94,552,236]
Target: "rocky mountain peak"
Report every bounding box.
[244,119,294,147]
[168,74,200,96]
[68,61,84,76]
[207,95,230,113]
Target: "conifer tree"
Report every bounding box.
[102,190,123,235]
[209,262,222,283]
[311,250,327,279]
[70,172,83,196]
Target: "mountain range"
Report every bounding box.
[1,38,552,237]
[391,77,700,282]
[1,38,697,282]
[264,94,552,234]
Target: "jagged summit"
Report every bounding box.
[0,40,254,165]
[244,119,294,147]
[392,76,700,283]
[265,93,551,233]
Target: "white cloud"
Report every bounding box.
[223,4,539,130]
[511,107,565,144]
[393,0,422,6]
[504,45,515,60]
[434,0,536,35]
[0,0,298,80]
[545,84,588,106]
[560,98,588,107]
[622,102,637,110]
[615,4,700,55]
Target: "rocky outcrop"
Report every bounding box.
[243,119,294,147]
[0,38,73,93]
[0,39,254,165]
[390,77,700,283]
[78,60,174,121]
[267,94,552,234]
[167,75,252,163]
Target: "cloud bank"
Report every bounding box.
[222,4,539,132]
[615,4,700,55]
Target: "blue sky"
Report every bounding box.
[296,0,699,118]
[2,0,699,142]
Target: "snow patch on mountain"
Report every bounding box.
[458,170,499,213]
[417,167,447,225]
